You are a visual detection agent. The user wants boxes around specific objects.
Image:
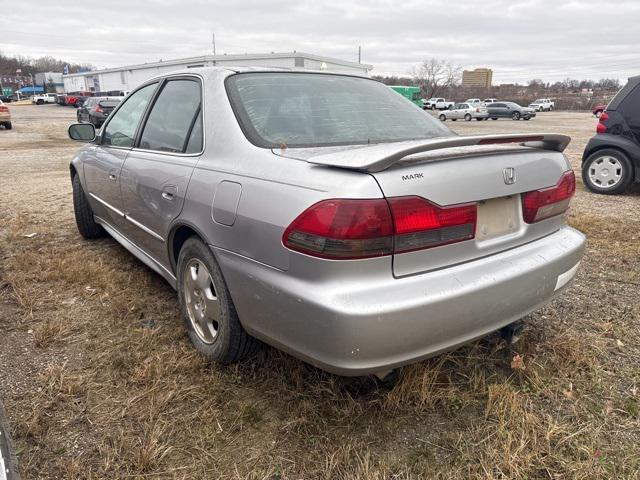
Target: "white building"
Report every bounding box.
[63,52,373,93]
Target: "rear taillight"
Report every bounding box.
[387,197,476,253]
[0,106,8,113]
[283,197,477,259]
[282,199,393,259]
[522,170,575,224]
[596,111,608,133]
[94,105,103,113]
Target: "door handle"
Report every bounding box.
[161,191,175,201]
[108,173,117,181]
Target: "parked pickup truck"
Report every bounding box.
[32,93,57,105]
[423,97,454,110]
[529,98,555,111]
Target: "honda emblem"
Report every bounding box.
[503,167,516,185]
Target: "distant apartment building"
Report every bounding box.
[462,68,493,88]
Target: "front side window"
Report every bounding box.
[138,79,202,153]
[226,73,452,148]
[102,83,157,148]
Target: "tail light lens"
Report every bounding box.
[0,106,8,113]
[282,199,393,259]
[387,197,476,253]
[522,170,575,223]
[596,111,608,133]
[283,197,477,259]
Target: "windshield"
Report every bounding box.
[226,73,452,148]
[534,99,545,103]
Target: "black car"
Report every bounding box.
[582,75,640,194]
[76,97,121,128]
[486,102,537,121]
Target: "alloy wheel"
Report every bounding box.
[183,259,220,344]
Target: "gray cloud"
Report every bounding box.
[1,0,638,83]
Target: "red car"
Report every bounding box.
[592,103,607,117]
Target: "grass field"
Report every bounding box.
[0,105,639,479]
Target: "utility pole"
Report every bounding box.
[212,32,216,56]
[358,45,361,64]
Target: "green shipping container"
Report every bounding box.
[390,85,422,107]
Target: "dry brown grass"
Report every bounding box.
[1,106,639,479]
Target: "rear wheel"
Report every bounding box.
[3,122,12,130]
[72,174,105,238]
[177,238,258,365]
[439,114,446,121]
[582,149,633,195]
[464,113,472,121]
[36,99,44,105]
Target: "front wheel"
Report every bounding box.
[72,174,105,238]
[36,99,44,105]
[582,149,633,195]
[464,113,472,121]
[439,114,446,121]
[177,238,258,365]
[512,112,521,120]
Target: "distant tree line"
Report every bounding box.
[0,51,93,76]
[373,57,624,110]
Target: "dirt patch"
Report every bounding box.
[0,105,639,479]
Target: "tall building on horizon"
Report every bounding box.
[462,68,493,87]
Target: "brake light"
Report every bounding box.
[0,106,8,113]
[283,197,477,259]
[387,197,476,253]
[596,111,608,133]
[522,171,575,223]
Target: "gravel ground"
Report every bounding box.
[0,104,638,479]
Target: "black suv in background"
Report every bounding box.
[76,97,121,128]
[582,75,640,194]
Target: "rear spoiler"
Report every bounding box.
[306,133,571,173]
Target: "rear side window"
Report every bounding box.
[103,83,157,148]
[226,73,452,148]
[138,79,203,154]
[618,84,640,126]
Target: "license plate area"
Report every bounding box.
[476,195,520,241]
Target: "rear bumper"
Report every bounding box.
[215,226,585,376]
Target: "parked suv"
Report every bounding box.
[67,68,584,377]
[582,75,640,194]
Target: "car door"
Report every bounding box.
[119,76,203,265]
[493,102,509,118]
[82,83,158,227]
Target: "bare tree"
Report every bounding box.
[412,58,461,98]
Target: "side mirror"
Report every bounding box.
[68,123,96,142]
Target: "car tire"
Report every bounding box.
[464,113,472,121]
[431,105,436,111]
[491,117,497,120]
[512,112,521,120]
[72,174,105,239]
[0,402,21,480]
[36,99,44,105]
[582,149,634,195]
[549,106,554,111]
[439,114,446,121]
[177,237,258,365]
[4,122,12,130]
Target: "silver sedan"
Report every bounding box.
[438,102,489,121]
[67,68,585,377]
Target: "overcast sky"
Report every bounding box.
[1,0,638,83]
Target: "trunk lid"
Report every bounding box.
[277,134,573,277]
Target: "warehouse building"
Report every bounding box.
[462,68,493,88]
[63,51,373,93]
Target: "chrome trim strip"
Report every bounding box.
[125,215,164,241]
[89,193,125,217]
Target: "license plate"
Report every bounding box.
[476,196,520,241]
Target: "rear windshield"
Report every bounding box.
[225,73,452,148]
